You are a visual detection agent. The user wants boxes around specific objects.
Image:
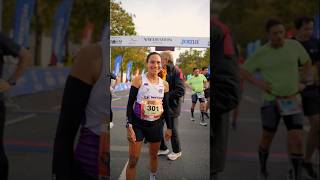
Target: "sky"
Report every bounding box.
[115,0,210,62]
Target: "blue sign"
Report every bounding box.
[12,0,35,47]
[126,61,133,81]
[254,40,261,52]
[9,67,70,97]
[51,0,74,65]
[113,55,122,76]
[246,42,254,58]
[181,39,199,45]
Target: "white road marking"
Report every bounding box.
[118,161,128,180]
[5,113,37,126]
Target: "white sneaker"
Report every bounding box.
[110,122,114,129]
[157,149,169,156]
[167,152,182,161]
[149,173,157,180]
[200,120,207,126]
[190,117,195,121]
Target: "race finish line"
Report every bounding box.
[110,35,209,48]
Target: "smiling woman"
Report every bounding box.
[124,52,172,180]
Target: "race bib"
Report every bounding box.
[196,92,205,98]
[276,97,302,116]
[141,99,163,120]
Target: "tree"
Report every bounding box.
[177,48,210,76]
[110,0,148,81]
[2,0,106,66]
[217,0,318,47]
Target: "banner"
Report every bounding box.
[111,36,209,48]
[253,40,261,52]
[113,55,122,76]
[50,0,74,65]
[246,42,254,58]
[126,61,133,81]
[12,0,35,47]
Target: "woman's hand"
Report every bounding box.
[127,127,136,144]
[164,128,172,141]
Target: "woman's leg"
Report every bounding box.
[149,142,161,173]
[126,141,142,180]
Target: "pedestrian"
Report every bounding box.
[241,19,312,180]
[293,16,320,179]
[157,51,185,161]
[125,52,172,180]
[185,67,208,126]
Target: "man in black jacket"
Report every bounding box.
[211,16,241,179]
[157,51,185,161]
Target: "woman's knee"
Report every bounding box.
[128,155,139,168]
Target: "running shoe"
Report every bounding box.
[200,119,207,126]
[190,117,195,121]
[110,122,114,129]
[149,173,157,180]
[167,152,182,161]
[157,149,169,156]
[302,162,317,179]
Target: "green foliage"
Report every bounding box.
[69,0,107,43]
[177,48,210,75]
[218,0,318,46]
[110,0,148,79]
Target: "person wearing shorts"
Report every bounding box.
[202,67,210,119]
[125,52,172,180]
[186,67,208,126]
[241,19,312,180]
[293,16,320,179]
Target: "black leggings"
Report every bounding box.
[110,109,113,123]
[0,101,8,180]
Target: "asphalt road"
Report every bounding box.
[3,83,318,180]
[4,88,210,180]
[219,82,320,180]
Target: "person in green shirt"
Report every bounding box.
[185,68,208,126]
[241,19,312,180]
